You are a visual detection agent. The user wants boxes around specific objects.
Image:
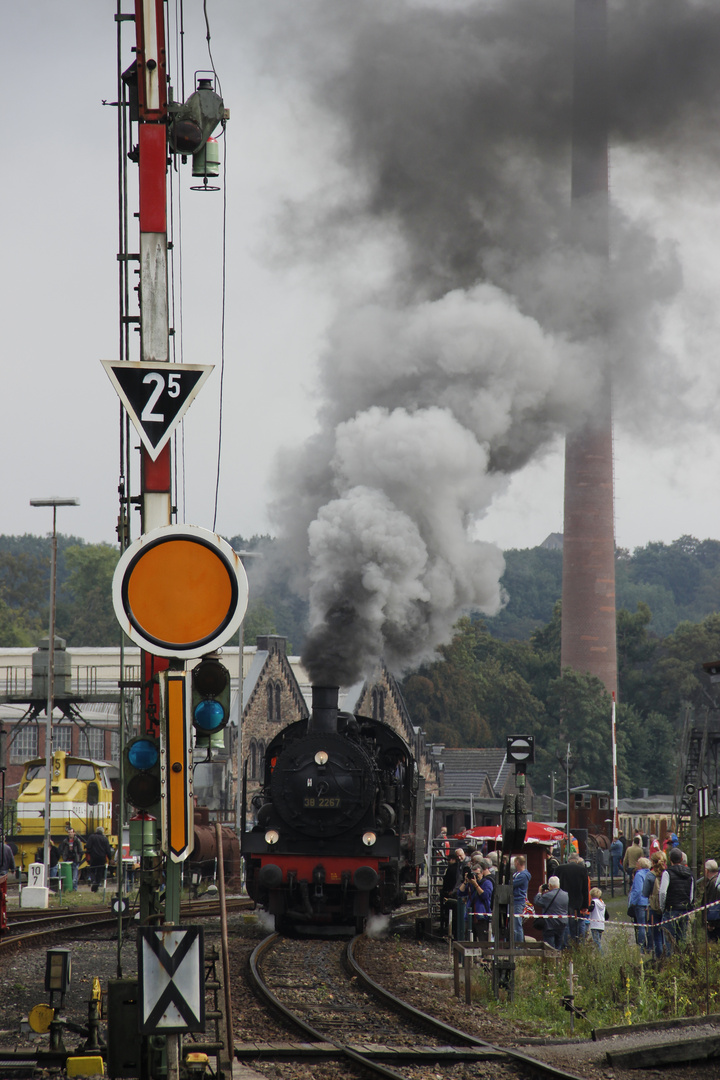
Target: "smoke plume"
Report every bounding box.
[259,0,720,686]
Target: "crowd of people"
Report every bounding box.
[30,826,116,891]
[437,827,720,955]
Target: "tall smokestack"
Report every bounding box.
[561,0,618,699]
[308,685,340,734]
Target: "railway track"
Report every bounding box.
[0,896,254,952]
[246,933,585,1080]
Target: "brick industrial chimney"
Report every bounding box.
[560,0,618,699]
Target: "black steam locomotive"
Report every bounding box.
[242,686,422,933]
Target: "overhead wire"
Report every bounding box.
[212,127,228,533]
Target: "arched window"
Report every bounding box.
[372,688,385,722]
[258,741,266,774]
[267,680,282,721]
[249,741,257,780]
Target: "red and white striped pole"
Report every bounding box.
[611,691,619,838]
[135,0,170,736]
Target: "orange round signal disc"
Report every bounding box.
[113,525,249,657]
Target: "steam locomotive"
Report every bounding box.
[242,686,422,933]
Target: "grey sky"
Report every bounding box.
[3,0,720,562]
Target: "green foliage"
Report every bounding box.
[485,536,720,644]
[241,600,281,647]
[402,618,543,748]
[483,546,562,641]
[476,930,720,1032]
[56,544,120,646]
[678,814,720,872]
[223,533,309,652]
[0,595,41,647]
[649,613,720,717]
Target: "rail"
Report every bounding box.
[248,931,584,1080]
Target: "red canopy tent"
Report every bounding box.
[457,822,566,846]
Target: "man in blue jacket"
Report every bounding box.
[512,854,532,944]
[627,856,651,951]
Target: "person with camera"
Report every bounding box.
[459,858,494,941]
[441,848,470,937]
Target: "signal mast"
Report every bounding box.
[107,3,246,935]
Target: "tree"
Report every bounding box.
[616,602,658,715]
[649,613,720,719]
[541,669,619,794]
[401,617,544,749]
[617,704,676,797]
[0,595,41,647]
[483,545,562,640]
[57,544,120,646]
[241,600,281,648]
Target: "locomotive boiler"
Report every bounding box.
[242,685,422,933]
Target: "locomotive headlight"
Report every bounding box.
[314,750,329,766]
[362,831,377,847]
[264,829,280,845]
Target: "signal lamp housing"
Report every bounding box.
[191,656,231,749]
[124,736,161,812]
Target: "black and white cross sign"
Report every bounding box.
[101,360,213,460]
[138,926,205,1033]
[698,786,710,820]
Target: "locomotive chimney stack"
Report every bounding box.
[308,685,339,734]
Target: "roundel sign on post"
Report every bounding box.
[506,735,535,771]
[113,525,249,658]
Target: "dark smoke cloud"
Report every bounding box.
[258,0,718,686]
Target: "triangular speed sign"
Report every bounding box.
[101,360,214,460]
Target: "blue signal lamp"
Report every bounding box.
[124,736,161,813]
[193,699,226,732]
[128,738,159,770]
[191,656,231,750]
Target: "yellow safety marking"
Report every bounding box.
[66,1056,105,1076]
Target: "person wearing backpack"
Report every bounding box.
[643,851,670,959]
[533,876,569,951]
[659,847,694,947]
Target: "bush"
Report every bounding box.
[473,924,720,1033]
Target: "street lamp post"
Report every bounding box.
[30,497,79,887]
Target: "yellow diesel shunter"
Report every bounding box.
[11,750,115,871]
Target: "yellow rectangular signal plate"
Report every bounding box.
[66,1058,105,1077]
[159,670,194,861]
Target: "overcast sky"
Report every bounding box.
[3,0,720,559]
